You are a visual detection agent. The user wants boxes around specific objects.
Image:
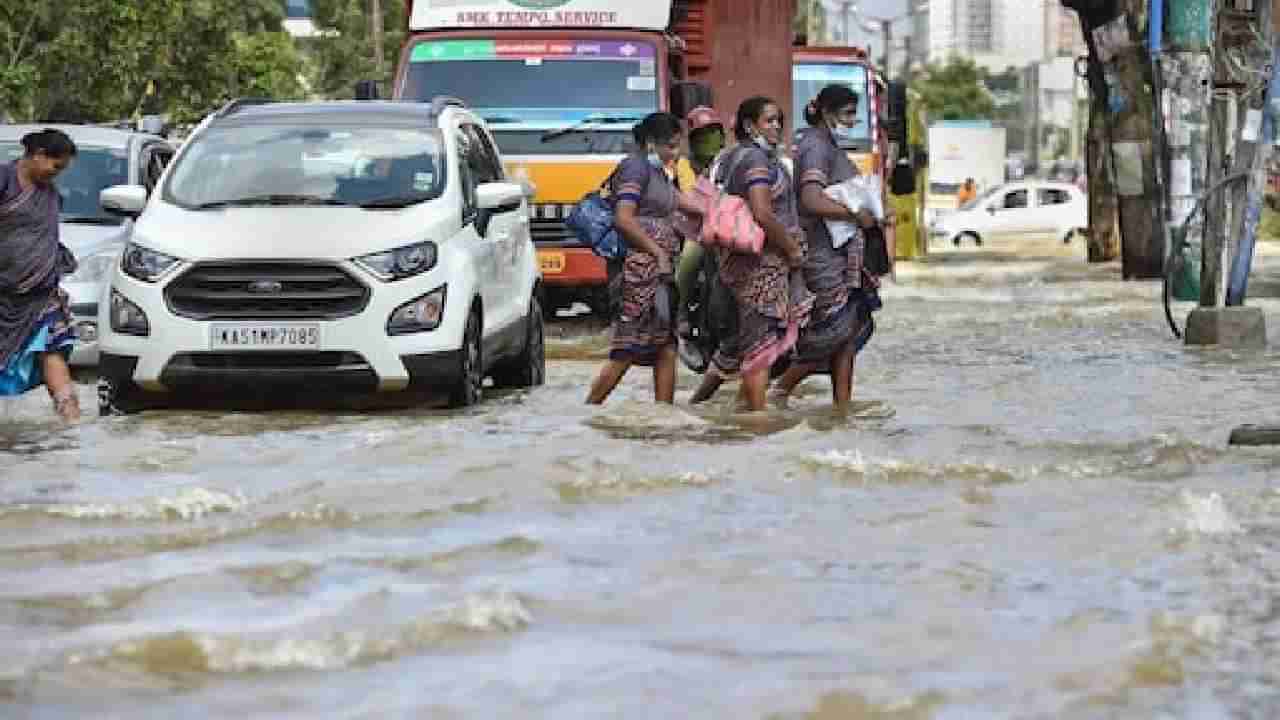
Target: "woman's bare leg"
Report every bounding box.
[690,369,725,404]
[587,359,632,404]
[830,343,856,410]
[740,367,769,411]
[653,345,676,404]
[774,361,818,398]
[41,353,79,421]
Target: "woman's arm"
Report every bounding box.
[799,183,861,222]
[614,201,670,272]
[746,185,801,267]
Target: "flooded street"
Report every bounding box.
[4,243,1280,719]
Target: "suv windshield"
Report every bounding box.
[2,142,129,224]
[164,123,447,209]
[400,38,658,155]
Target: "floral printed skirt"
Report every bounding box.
[0,291,77,396]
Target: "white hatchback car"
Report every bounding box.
[95,98,543,413]
[930,180,1087,247]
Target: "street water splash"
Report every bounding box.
[4,248,1280,716]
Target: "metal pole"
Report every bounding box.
[371,0,385,75]
[882,19,892,77]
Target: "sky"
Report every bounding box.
[817,0,912,51]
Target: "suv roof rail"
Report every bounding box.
[428,96,467,116]
[215,97,276,118]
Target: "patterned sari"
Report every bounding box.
[607,154,681,367]
[0,162,77,396]
[711,145,814,376]
[793,127,880,363]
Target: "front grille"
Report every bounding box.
[165,262,369,320]
[176,352,367,370]
[530,203,580,246]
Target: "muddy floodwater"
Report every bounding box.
[3,243,1280,718]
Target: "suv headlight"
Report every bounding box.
[65,250,118,284]
[121,243,180,282]
[354,241,438,282]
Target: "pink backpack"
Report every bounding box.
[694,149,765,255]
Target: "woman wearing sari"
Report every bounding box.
[587,112,703,405]
[1,129,81,421]
[696,96,813,411]
[772,85,882,410]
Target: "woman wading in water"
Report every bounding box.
[693,97,812,411]
[772,86,883,410]
[587,113,703,405]
[0,129,81,421]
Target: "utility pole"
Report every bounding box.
[880,19,892,76]
[1062,2,1120,262]
[371,0,385,75]
[1065,0,1164,276]
[1183,0,1273,348]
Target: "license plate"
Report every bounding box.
[539,251,566,275]
[210,324,320,350]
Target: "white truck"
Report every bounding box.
[925,122,1006,229]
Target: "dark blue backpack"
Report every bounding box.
[565,167,626,260]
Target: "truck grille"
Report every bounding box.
[530,203,580,246]
[165,262,370,320]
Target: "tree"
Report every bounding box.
[793,0,828,45]
[910,56,995,121]
[304,0,406,99]
[1,0,305,124]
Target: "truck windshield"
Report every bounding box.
[400,38,660,155]
[792,63,872,151]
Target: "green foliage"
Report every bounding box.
[304,0,406,99]
[2,0,305,124]
[910,56,996,122]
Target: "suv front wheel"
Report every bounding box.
[97,374,147,416]
[449,307,484,408]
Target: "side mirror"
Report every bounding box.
[100,185,149,218]
[669,81,712,119]
[354,80,380,101]
[476,181,524,211]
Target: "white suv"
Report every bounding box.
[95,98,544,413]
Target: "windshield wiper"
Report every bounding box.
[358,195,433,209]
[540,114,640,143]
[482,116,524,125]
[192,194,354,210]
[61,215,121,225]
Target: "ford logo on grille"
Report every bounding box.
[246,280,284,294]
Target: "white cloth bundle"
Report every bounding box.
[822,175,885,249]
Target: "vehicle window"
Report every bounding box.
[1002,189,1028,209]
[401,39,659,157]
[142,146,174,192]
[1037,188,1070,206]
[0,142,128,224]
[455,130,478,216]
[164,123,447,208]
[792,63,872,151]
[465,124,504,183]
[460,124,500,186]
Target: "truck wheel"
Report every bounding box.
[448,308,483,408]
[97,374,146,415]
[492,296,546,389]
